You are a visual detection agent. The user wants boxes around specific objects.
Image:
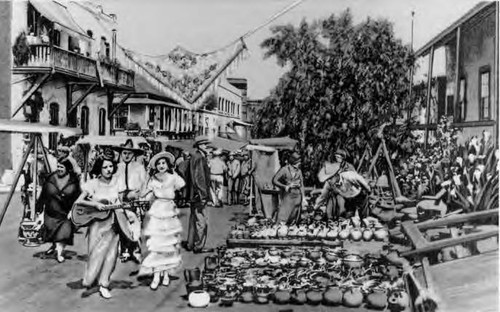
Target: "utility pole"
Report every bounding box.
[407,11,415,120]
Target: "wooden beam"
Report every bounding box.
[67,83,97,115]
[402,221,429,249]
[424,45,435,149]
[416,208,499,231]
[108,93,131,118]
[12,73,51,118]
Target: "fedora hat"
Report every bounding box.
[193,135,210,147]
[148,151,176,169]
[113,139,144,155]
[317,161,341,183]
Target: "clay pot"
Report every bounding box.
[268,247,280,256]
[363,229,374,241]
[255,295,269,304]
[204,256,219,271]
[240,291,254,303]
[188,290,210,308]
[274,290,291,304]
[388,290,410,310]
[339,229,350,240]
[343,254,363,269]
[323,286,343,306]
[277,224,288,238]
[325,251,340,263]
[184,268,201,283]
[366,290,388,310]
[342,288,364,307]
[291,289,307,305]
[220,296,235,307]
[306,289,323,305]
[281,248,293,258]
[308,250,322,261]
[374,228,389,241]
[326,228,339,240]
[350,228,362,241]
[186,280,203,295]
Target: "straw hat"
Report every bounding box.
[148,151,175,169]
[113,139,144,155]
[194,135,210,147]
[317,161,341,183]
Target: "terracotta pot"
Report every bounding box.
[342,288,364,307]
[186,280,203,295]
[240,291,254,303]
[188,290,210,308]
[374,228,388,241]
[350,228,363,241]
[323,286,343,306]
[207,289,219,303]
[291,289,307,305]
[308,250,321,261]
[363,229,374,241]
[204,256,219,271]
[366,290,388,310]
[343,254,363,269]
[339,229,350,240]
[268,247,280,256]
[327,228,339,240]
[306,289,323,305]
[388,290,410,310]
[281,248,293,258]
[274,290,291,304]
[184,268,201,283]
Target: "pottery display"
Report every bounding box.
[366,290,388,310]
[374,228,389,241]
[188,290,210,308]
[363,229,374,241]
[350,228,362,241]
[274,290,291,304]
[343,254,364,269]
[306,289,323,305]
[342,288,364,307]
[323,286,343,306]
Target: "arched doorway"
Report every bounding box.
[81,106,89,135]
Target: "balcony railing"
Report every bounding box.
[15,44,134,89]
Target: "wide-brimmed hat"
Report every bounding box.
[148,151,176,169]
[289,152,301,165]
[317,161,341,183]
[113,139,144,155]
[334,149,348,159]
[213,149,223,156]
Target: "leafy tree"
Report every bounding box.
[253,10,415,185]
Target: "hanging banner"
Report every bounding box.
[121,40,248,110]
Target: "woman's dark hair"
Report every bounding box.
[58,158,78,180]
[90,156,117,178]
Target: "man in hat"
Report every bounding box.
[226,152,241,205]
[115,139,148,263]
[209,149,226,207]
[239,152,253,205]
[175,150,191,207]
[185,136,214,253]
[272,152,307,224]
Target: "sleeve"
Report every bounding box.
[174,172,186,190]
[315,181,331,207]
[272,167,288,190]
[191,155,210,201]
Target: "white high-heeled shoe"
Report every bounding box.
[150,276,160,290]
[99,286,112,299]
[162,275,170,286]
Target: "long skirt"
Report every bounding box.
[277,189,302,225]
[83,214,120,288]
[43,214,74,245]
[139,199,183,275]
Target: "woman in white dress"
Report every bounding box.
[139,151,185,289]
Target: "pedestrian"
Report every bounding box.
[272,152,307,225]
[175,150,191,207]
[57,145,82,177]
[209,149,226,207]
[139,152,185,290]
[114,139,148,263]
[39,158,81,263]
[227,152,241,205]
[239,152,253,205]
[75,149,125,299]
[185,136,214,254]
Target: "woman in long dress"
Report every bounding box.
[74,150,125,299]
[139,151,185,290]
[40,158,81,263]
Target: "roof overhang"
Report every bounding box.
[0,119,82,136]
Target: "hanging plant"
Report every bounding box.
[12,31,31,66]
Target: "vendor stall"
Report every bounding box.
[0,119,82,246]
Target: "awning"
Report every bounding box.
[249,136,298,150]
[231,119,253,127]
[30,0,91,39]
[211,137,247,152]
[75,135,149,147]
[114,97,183,108]
[0,119,82,136]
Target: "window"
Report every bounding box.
[159,106,164,130]
[457,77,466,122]
[114,106,128,129]
[52,30,61,47]
[99,108,106,135]
[479,68,490,120]
[81,106,89,135]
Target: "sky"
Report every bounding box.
[97,0,486,99]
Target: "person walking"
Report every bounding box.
[272,152,307,225]
[139,152,185,290]
[239,152,253,205]
[75,149,126,299]
[185,136,213,254]
[40,158,81,263]
[226,152,241,205]
[209,149,226,207]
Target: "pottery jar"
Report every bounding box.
[240,291,254,303]
[339,229,350,240]
[342,288,364,307]
[323,286,343,306]
[363,229,374,241]
[188,290,210,308]
[268,247,280,256]
[388,290,410,310]
[326,228,339,240]
[350,228,362,241]
[306,289,323,305]
[291,289,307,305]
[374,228,389,241]
[366,290,388,310]
[274,290,291,304]
[343,254,363,269]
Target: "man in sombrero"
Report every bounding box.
[114,139,148,263]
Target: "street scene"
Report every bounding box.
[0,0,498,311]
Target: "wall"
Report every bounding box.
[0,0,12,179]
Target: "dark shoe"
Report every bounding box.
[193,248,215,254]
[45,246,55,255]
[181,241,192,251]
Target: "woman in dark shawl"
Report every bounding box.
[40,158,81,263]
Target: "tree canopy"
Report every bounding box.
[252,9,415,185]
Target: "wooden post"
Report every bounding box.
[0,137,35,227]
[453,27,461,119]
[424,45,435,150]
[31,134,38,220]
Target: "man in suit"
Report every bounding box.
[186,136,214,254]
[226,152,241,205]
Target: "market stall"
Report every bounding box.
[0,119,82,246]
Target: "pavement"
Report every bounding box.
[0,193,384,312]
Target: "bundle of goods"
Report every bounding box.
[227,212,389,246]
[198,245,412,310]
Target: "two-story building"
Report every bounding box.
[10,0,135,171]
[412,1,498,145]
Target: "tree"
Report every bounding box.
[253,10,415,185]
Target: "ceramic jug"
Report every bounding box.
[184,267,201,283]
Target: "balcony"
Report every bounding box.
[13,44,135,90]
